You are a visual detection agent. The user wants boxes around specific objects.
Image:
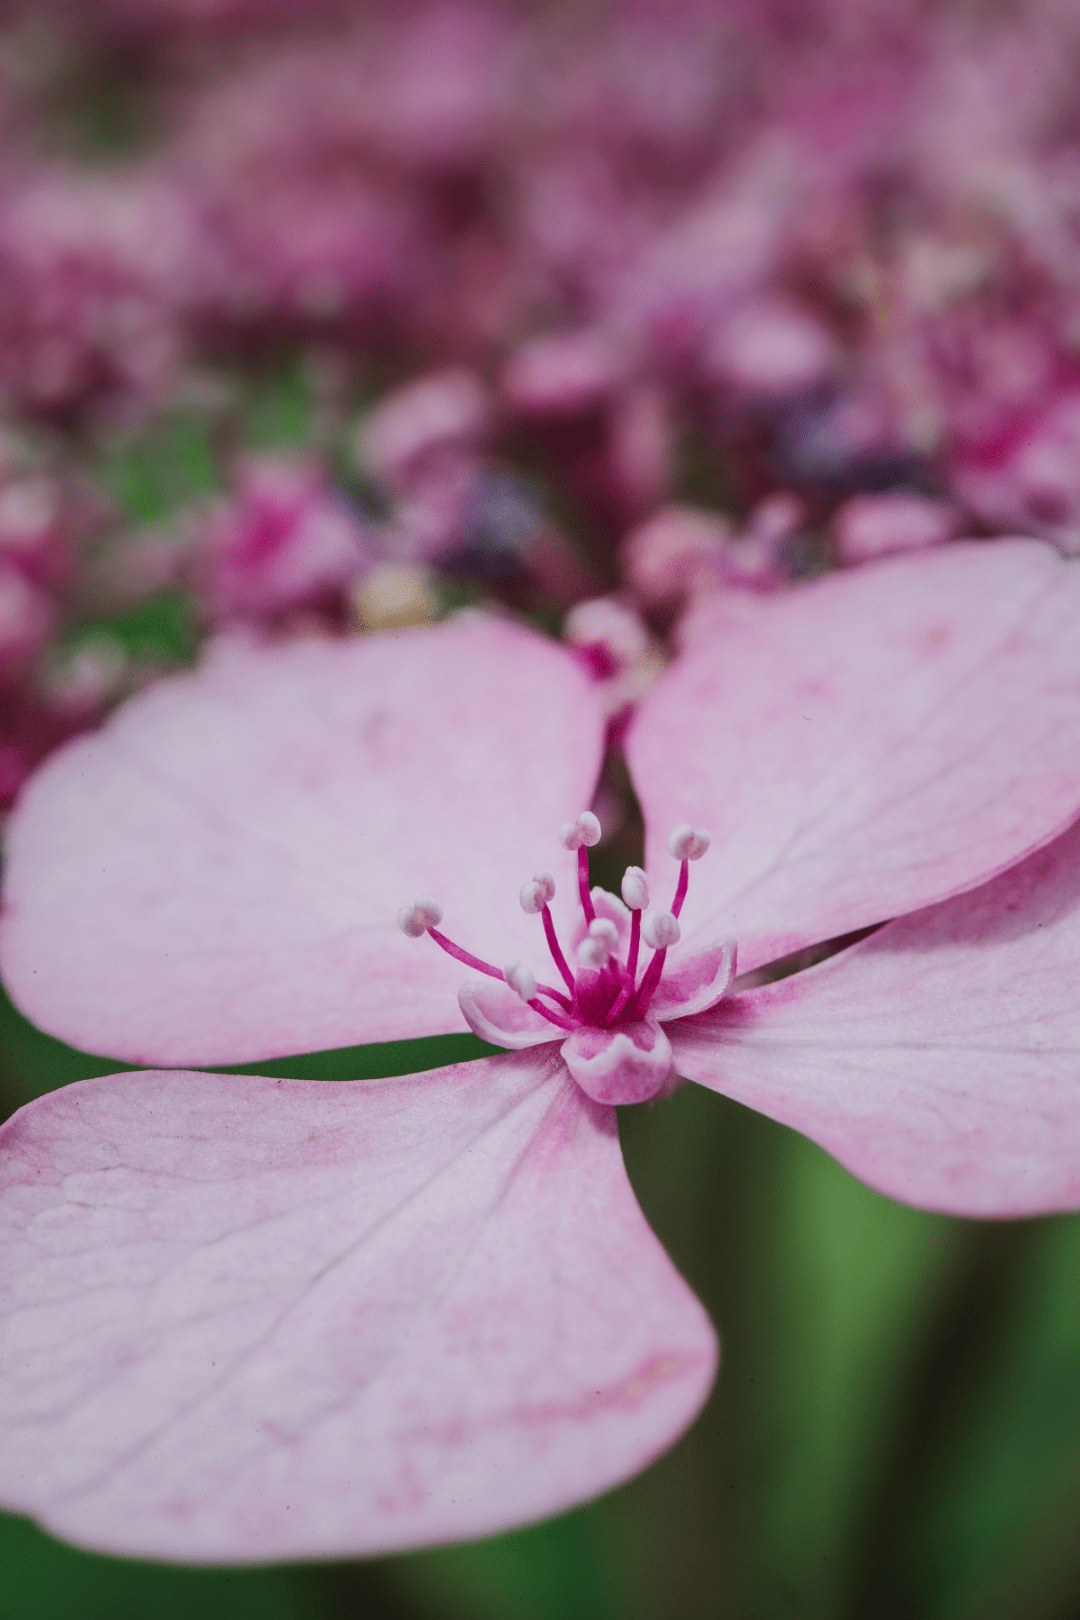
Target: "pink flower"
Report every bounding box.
[5,542,1080,1561]
[196,454,373,625]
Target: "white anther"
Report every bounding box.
[577,935,610,971]
[519,869,556,913]
[588,917,619,950]
[642,910,681,950]
[558,810,602,850]
[397,896,443,938]
[621,866,650,910]
[668,824,712,861]
[503,961,537,1003]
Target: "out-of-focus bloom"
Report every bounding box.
[196,454,373,624]
[832,491,963,565]
[354,367,491,493]
[563,594,662,718]
[0,169,209,420]
[5,545,1080,1560]
[952,393,1080,554]
[0,565,52,683]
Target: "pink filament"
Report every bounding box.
[672,860,689,918]
[542,904,576,991]
[426,927,504,981]
[578,846,595,924]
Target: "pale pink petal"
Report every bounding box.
[0,618,605,1063]
[629,541,1080,971]
[0,1054,716,1562]
[561,1019,673,1106]
[669,816,1080,1216]
[457,978,562,1048]
[649,941,737,1022]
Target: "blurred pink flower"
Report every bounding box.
[0,169,210,419]
[196,454,373,624]
[5,542,1080,1559]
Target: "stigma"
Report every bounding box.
[398,813,735,1106]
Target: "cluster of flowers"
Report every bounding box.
[2,0,1080,803]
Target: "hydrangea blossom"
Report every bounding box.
[5,541,1080,1563]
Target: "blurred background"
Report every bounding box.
[3,0,1080,1615]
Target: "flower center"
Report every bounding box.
[397,812,712,1035]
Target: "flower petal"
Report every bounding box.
[629,541,1080,971]
[0,1053,716,1562]
[649,941,737,1022]
[562,1019,673,1105]
[669,816,1080,1215]
[457,978,562,1048]
[0,618,605,1063]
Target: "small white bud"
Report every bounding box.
[642,910,681,950]
[519,869,556,913]
[621,865,650,910]
[668,824,712,861]
[397,895,443,938]
[503,961,537,1002]
[558,810,602,850]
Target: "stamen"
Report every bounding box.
[558,811,602,851]
[642,911,681,950]
[559,811,601,925]
[504,961,537,1002]
[426,926,504,981]
[397,896,444,937]
[535,982,573,1012]
[578,914,619,972]
[667,826,710,917]
[668,825,711,861]
[519,869,556,913]
[633,909,681,1016]
[621,867,649,910]
[527,998,576,1031]
[541,904,576,992]
[578,936,610,971]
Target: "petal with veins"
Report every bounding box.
[0,618,604,1065]
[0,1053,716,1562]
[669,816,1080,1216]
[630,541,1080,971]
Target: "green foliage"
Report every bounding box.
[102,414,220,522]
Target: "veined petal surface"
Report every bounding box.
[670,816,1080,1216]
[0,1053,716,1562]
[630,542,1080,970]
[0,619,604,1063]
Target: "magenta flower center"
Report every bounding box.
[398,812,712,1038]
